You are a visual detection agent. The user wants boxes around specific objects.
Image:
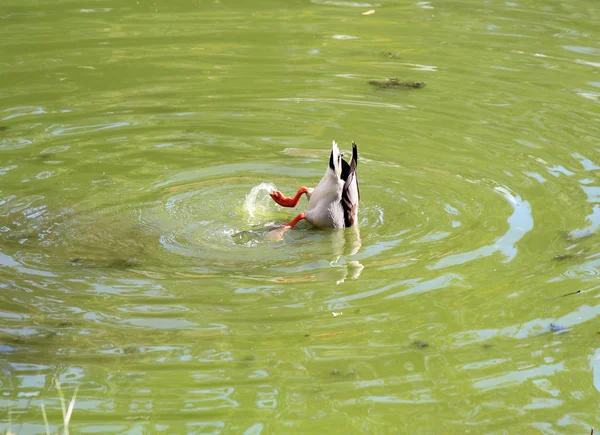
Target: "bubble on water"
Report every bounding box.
[243,182,277,221]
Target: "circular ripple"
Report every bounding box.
[143,156,533,279]
[153,176,315,270]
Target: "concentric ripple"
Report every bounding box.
[114,148,538,285]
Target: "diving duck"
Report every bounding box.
[270,141,359,229]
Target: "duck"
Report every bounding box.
[270,141,359,229]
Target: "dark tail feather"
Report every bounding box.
[341,141,359,227]
[351,141,360,202]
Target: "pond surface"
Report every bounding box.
[1,0,600,433]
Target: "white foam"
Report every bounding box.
[243,182,277,221]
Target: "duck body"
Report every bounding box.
[270,141,359,229]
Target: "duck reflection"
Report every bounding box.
[330,225,364,284]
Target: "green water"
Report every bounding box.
[1,0,600,433]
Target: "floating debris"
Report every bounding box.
[368,78,426,89]
[68,256,140,269]
[381,51,401,59]
[362,9,375,15]
[413,340,429,348]
[109,257,140,269]
[553,249,584,261]
[549,323,569,333]
[554,253,575,260]
[560,289,581,297]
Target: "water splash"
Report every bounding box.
[243,182,277,221]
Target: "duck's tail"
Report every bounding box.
[351,141,358,170]
[342,141,360,227]
[329,140,342,178]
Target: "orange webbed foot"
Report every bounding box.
[270,190,292,207]
[270,187,309,207]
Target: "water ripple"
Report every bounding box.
[47,122,132,136]
[432,185,533,268]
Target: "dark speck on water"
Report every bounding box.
[109,257,140,268]
[560,289,581,297]
[68,257,141,269]
[413,340,429,348]
[381,51,401,59]
[0,126,8,132]
[331,369,341,376]
[368,78,426,89]
[553,250,585,261]
[549,323,569,333]
[38,153,54,161]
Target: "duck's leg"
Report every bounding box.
[284,213,306,229]
[268,213,306,241]
[270,187,310,207]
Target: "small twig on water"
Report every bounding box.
[560,289,581,297]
